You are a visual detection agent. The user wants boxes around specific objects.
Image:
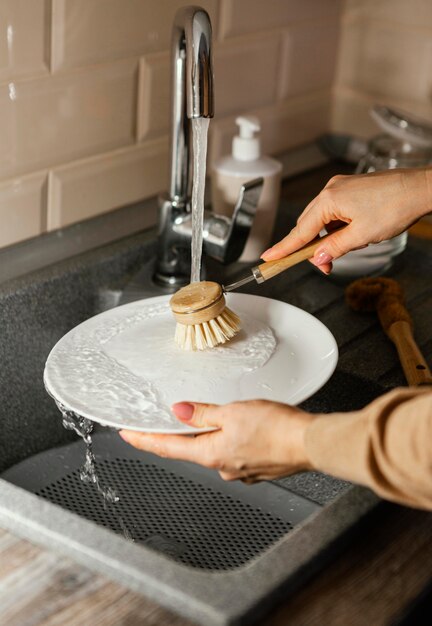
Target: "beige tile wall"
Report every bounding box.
[0,1,50,82]
[332,0,432,137]
[0,0,340,249]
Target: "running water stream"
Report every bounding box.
[190,117,210,283]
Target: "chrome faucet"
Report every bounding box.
[154,5,262,287]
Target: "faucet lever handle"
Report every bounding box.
[185,177,263,265]
[203,177,263,264]
[222,177,263,264]
[232,177,263,226]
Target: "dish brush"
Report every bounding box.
[170,229,343,351]
[170,281,241,351]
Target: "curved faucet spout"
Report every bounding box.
[170,6,214,203]
[154,6,260,289]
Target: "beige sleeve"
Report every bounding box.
[305,387,432,510]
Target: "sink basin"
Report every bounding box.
[0,229,382,625]
[3,432,320,570]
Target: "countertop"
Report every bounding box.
[1,164,431,625]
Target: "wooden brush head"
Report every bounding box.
[345,277,403,311]
[170,281,226,325]
[345,277,412,335]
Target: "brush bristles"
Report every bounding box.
[174,307,241,351]
[345,277,412,336]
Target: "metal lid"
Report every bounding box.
[370,105,432,149]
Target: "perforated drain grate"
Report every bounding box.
[37,458,294,570]
[3,433,320,572]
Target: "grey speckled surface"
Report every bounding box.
[277,372,384,505]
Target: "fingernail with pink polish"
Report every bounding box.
[172,402,195,421]
[260,247,273,259]
[313,250,333,266]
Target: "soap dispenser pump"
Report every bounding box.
[233,115,261,160]
[212,115,282,262]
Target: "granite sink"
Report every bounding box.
[0,226,384,625]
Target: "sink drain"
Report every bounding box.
[3,432,319,571]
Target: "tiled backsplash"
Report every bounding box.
[0,0,340,248]
[333,0,432,136]
[1,0,431,249]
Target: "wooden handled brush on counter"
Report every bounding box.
[346,277,432,387]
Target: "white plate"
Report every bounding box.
[44,293,338,434]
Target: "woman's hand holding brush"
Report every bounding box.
[262,167,432,274]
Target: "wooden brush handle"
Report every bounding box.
[387,321,432,386]
[257,232,333,281]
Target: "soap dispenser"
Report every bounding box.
[211,115,282,262]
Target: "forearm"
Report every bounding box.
[304,387,432,510]
[423,166,432,217]
[401,167,432,221]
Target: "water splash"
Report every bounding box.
[58,402,133,541]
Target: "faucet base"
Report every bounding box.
[153,194,192,288]
[153,270,190,289]
[154,179,263,286]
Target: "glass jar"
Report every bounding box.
[331,111,432,280]
[358,134,432,172]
